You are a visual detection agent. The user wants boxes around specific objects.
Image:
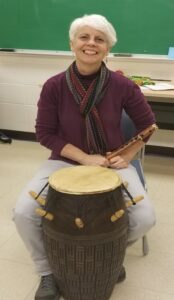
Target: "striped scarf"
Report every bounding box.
[66,61,110,154]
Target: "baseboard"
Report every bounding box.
[146,145,174,157]
[0,130,36,141]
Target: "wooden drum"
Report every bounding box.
[42,166,128,300]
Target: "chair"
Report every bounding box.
[121,111,149,255]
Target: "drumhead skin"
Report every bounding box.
[49,166,122,195]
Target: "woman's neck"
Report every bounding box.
[75,61,102,76]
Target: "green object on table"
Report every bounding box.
[128,76,155,86]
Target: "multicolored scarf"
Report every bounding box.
[66,62,110,154]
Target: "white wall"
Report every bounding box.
[0,50,174,147]
[0,51,72,132]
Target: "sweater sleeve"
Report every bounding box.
[35,78,67,155]
[122,78,156,134]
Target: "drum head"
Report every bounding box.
[49,166,122,195]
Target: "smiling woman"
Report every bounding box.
[13,14,156,300]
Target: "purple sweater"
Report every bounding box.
[36,70,155,162]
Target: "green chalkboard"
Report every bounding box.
[0,0,174,54]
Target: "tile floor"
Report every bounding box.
[0,140,174,300]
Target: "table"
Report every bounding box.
[142,85,174,130]
[141,83,174,156]
[143,88,174,103]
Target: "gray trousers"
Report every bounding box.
[13,160,156,276]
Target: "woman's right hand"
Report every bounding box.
[81,154,110,167]
[61,144,109,167]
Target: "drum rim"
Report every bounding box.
[48,165,122,195]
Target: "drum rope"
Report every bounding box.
[34,182,49,201]
[121,184,136,205]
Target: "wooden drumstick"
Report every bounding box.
[111,209,125,222]
[35,208,54,221]
[29,190,46,206]
[126,195,144,208]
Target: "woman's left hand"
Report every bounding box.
[106,139,145,169]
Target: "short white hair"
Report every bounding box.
[69,14,117,48]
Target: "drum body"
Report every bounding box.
[42,166,128,300]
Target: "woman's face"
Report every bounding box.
[70,26,110,73]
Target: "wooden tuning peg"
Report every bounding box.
[29,190,46,206]
[126,195,144,208]
[111,209,125,222]
[75,217,84,229]
[35,208,54,221]
[123,181,129,188]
